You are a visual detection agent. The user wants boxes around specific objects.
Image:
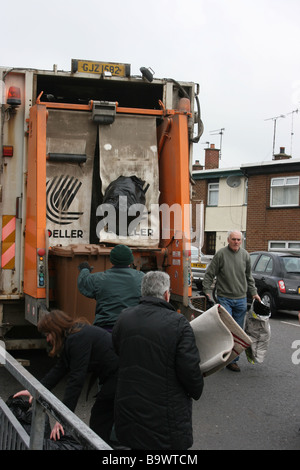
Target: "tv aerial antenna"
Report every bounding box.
[286,108,298,156]
[210,128,225,159]
[264,114,285,157]
[200,141,210,148]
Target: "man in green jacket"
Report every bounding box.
[77,245,144,332]
[202,230,260,372]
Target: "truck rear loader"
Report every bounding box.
[0,59,204,349]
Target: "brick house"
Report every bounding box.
[241,148,300,253]
[192,145,300,254]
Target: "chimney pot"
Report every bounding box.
[205,145,220,169]
[192,159,203,171]
[273,146,291,161]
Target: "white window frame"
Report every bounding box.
[268,240,300,252]
[270,176,299,207]
[207,182,219,206]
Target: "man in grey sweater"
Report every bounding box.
[202,230,260,372]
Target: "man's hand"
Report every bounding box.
[13,390,33,404]
[50,421,65,441]
[78,262,93,272]
[252,294,261,302]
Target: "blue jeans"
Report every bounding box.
[217,296,247,363]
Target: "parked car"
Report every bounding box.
[249,251,300,315]
[191,246,213,287]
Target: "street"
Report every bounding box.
[0,311,299,450]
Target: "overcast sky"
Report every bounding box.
[2,0,300,168]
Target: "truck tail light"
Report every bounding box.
[278,280,286,293]
[7,86,21,107]
[3,145,13,157]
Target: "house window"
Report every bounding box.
[244,179,248,205]
[270,177,299,207]
[242,231,246,249]
[269,240,300,252]
[206,232,216,255]
[208,182,219,206]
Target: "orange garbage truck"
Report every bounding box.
[0,59,204,348]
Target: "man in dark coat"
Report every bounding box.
[112,271,204,450]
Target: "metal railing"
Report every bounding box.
[0,398,29,449]
[0,345,112,450]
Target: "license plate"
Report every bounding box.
[72,59,130,77]
[191,263,207,269]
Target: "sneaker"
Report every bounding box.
[226,363,240,372]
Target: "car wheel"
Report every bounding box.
[260,292,277,316]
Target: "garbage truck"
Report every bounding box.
[0,59,204,348]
